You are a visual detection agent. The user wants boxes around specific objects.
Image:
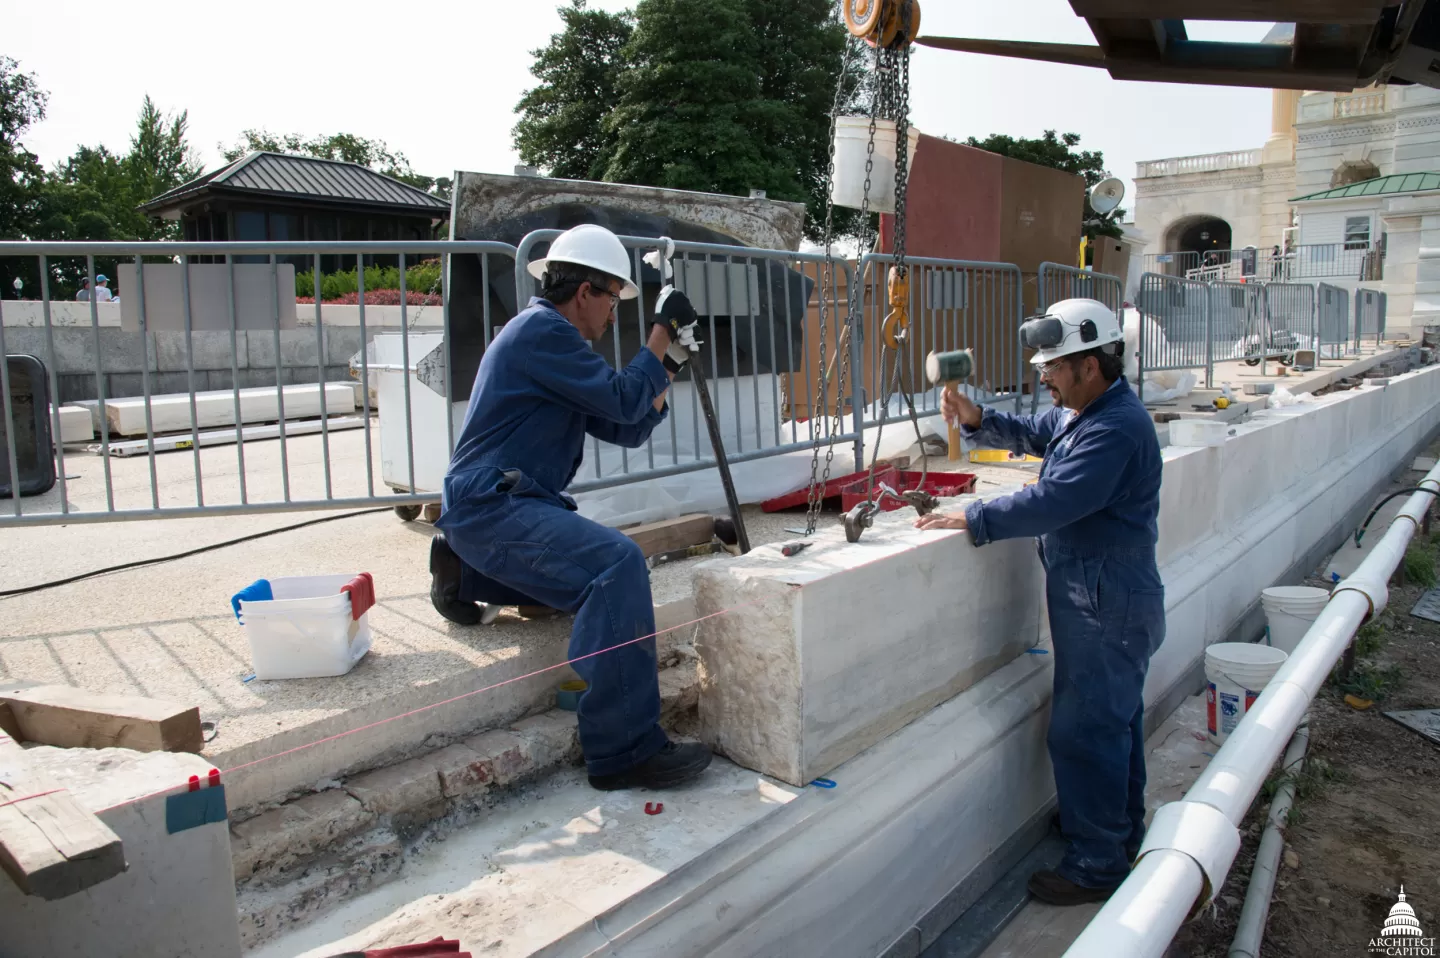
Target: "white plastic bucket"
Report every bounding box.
[237,573,373,680]
[1260,586,1330,655]
[830,116,921,213]
[1205,642,1288,745]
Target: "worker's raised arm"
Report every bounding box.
[963,426,1137,546]
[524,318,670,425]
[961,404,1067,459]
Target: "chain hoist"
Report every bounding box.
[844,2,933,544]
[805,1,924,539]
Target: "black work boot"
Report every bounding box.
[430,534,482,626]
[588,740,713,791]
[1027,869,1120,906]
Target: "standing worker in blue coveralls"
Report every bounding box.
[430,224,713,792]
[914,299,1164,906]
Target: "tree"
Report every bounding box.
[221,130,451,199]
[0,56,48,241]
[511,0,866,242]
[964,130,1124,241]
[39,97,202,245]
[604,0,783,197]
[128,95,204,208]
[513,0,634,181]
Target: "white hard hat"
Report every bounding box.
[1024,298,1123,365]
[526,224,640,300]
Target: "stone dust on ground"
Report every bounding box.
[1171,537,1440,956]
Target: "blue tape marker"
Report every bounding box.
[241,673,256,684]
[810,778,837,789]
[166,785,228,834]
[1026,648,1050,655]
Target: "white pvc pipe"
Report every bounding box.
[1229,718,1311,958]
[1063,466,1440,958]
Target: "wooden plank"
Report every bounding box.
[621,514,716,558]
[1,686,203,754]
[0,734,126,900]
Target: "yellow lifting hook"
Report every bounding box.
[882,267,910,350]
[844,0,923,49]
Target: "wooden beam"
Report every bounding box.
[1,687,204,754]
[0,734,126,900]
[1067,0,1384,24]
[621,514,717,558]
[914,36,1108,68]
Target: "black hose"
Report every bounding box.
[1354,484,1440,548]
[0,508,388,599]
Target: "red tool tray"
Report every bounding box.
[761,468,874,512]
[839,468,978,513]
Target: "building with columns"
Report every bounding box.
[1130,25,1440,337]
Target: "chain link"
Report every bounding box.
[806,8,921,533]
[805,36,870,536]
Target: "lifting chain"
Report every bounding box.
[849,32,930,544]
[804,38,867,536]
[809,2,923,541]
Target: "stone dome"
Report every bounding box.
[1382,887,1424,937]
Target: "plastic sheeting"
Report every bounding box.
[572,383,950,527]
[1121,308,1198,403]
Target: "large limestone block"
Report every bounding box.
[693,509,1044,787]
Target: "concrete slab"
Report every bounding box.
[246,757,802,958]
[694,504,1043,786]
[0,745,240,958]
[101,382,356,436]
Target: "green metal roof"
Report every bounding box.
[1291,172,1440,203]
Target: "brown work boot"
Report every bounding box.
[1027,869,1120,906]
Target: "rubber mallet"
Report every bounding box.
[925,349,975,461]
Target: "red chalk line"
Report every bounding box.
[50,602,747,814]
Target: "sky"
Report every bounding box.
[7,2,1276,223]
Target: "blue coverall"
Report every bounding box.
[436,298,672,777]
[960,377,1165,889]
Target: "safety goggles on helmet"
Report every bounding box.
[1018,313,1101,351]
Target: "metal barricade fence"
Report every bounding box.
[1034,262,1122,410]
[1141,251,1201,278]
[514,230,862,492]
[1355,288,1385,349]
[1206,281,1256,364]
[1317,283,1350,359]
[1135,273,1211,395]
[856,254,1025,422]
[1264,283,1317,362]
[1037,262,1123,313]
[0,240,515,528]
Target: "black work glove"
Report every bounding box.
[653,285,699,344]
[654,285,702,374]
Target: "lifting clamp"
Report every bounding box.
[841,482,940,543]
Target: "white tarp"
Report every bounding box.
[572,378,950,527]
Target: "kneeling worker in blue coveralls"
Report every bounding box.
[430,224,712,792]
[914,299,1164,906]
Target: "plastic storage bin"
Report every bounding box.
[234,573,373,680]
